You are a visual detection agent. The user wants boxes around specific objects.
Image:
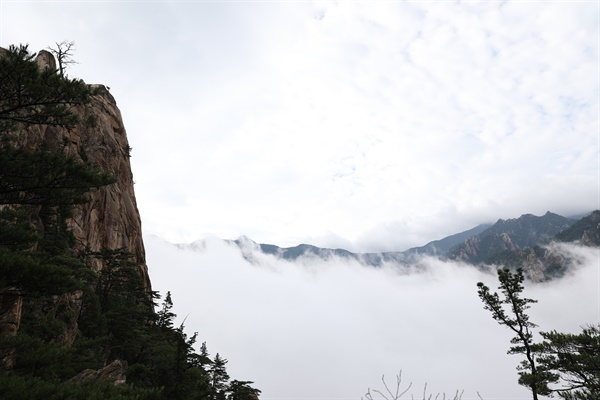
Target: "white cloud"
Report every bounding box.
[146,235,599,399]
[1,1,597,250]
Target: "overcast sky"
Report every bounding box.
[1,0,598,252]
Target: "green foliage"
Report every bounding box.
[0,372,163,400]
[156,291,175,330]
[210,353,231,400]
[537,324,600,399]
[227,380,262,400]
[477,268,548,399]
[478,268,600,399]
[0,244,82,297]
[0,42,260,400]
[0,44,92,132]
[0,140,116,206]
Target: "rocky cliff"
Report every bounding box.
[21,51,150,289]
[0,48,151,354]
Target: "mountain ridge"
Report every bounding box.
[222,211,597,279]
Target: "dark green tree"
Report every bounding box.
[156,291,176,330]
[537,324,600,399]
[227,380,262,400]
[0,44,92,133]
[0,141,115,206]
[210,353,230,400]
[0,45,114,326]
[199,341,213,368]
[477,268,551,399]
[0,42,111,377]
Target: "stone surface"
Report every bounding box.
[65,83,151,289]
[17,55,151,289]
[35,49,56,71]
[66,359,128,385]
[0,49,151,361]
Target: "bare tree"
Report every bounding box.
[362,371,465,400]
[47,40,78,76]
[363,372,412,400]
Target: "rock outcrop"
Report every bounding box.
[0,49,151,356]
[65,83,150,288]
[35,49,56,71]
[11,51,150,289]
[66,359,128,385]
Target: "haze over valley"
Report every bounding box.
[146,212,599,399]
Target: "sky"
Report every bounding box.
[1,0,598,252]
[146,235,600,399]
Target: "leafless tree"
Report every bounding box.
[362,371,466,400]
[47,40,78,76]
[363,371,412,400]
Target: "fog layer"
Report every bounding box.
[146,235,599,399]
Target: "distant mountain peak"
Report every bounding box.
[447,212,577,264]
[225,211,596,281]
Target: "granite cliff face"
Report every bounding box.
[21,51,149,288]
[0,49,150,354]
[67,85,149,288]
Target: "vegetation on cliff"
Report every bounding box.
[0,44,259,399]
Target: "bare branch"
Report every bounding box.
[47,40,79,77]
[364,372,464,400]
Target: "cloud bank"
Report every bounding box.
[146,235,599,399]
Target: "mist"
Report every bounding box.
[145,235,599,399]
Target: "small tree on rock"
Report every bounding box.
[47,40,78,77]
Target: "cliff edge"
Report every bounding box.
[20,51,150,290]
[0,48,151,357]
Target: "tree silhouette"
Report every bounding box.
[477,268,551,399]
[47,40,78,77]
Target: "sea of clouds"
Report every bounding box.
[145,235,599,400]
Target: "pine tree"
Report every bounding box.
[0,43,116,380]
[210,353,230,400]
[156,291,176,329]
[200,341,213,367]
[477,268,552,399]
[0,44,92,132]
[537,324,600,399]
[227,380,262,400]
